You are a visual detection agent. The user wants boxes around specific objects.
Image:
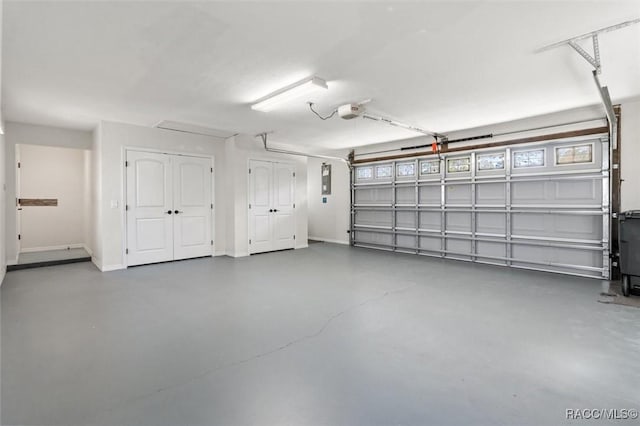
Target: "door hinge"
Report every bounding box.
[293,235,296,240]
[293,203,295,208]
[18,234,21,241]
[17,162,21,169]
[211,203,213,209]
[249,203,251,209]
[249,168,251,174]
[293,171,296,177]
[211,167,213,173]
[249,239,252,244]
[211,240,213,246]
[126,248,129,254]
[125,204,129,211]
[125,161,129,167]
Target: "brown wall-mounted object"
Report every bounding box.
[19,198,58,207]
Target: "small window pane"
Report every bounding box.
[556,144,593,165]
[514,149,544,168]
[420,160,440,175]
[375,165,392,179]
[356,166,373,180]
[396,163,415,177]
[447,157,471,173]
[477,153,505,171]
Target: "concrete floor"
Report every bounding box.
[1,244,639,426]
[17,247,90,265]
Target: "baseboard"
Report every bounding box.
[20,243,86,253]
[296,244,309,250]
[101,264,125,272]
[91,256,102,270]
[83,244,93,256]
[227,251,249,258]
[308,236,349,245]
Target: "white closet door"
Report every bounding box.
[272,163,296,251]
[249,160,273,254]
[172,155,213,260]
[126,151,174,266]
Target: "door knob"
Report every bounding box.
[174,210,180,214]
[269,209,273,212]
[166,210,172,215]
[273,209,279,212]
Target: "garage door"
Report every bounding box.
[351,136,610,279]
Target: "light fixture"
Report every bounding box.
[251,76,328,112]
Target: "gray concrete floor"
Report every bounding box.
[1,244,639,426]
[17,247,90,264]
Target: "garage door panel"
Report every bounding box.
[419,186,440,204]
[419,212,441,230]
[446,239,472,260]
[355,187,392,204]
[397,235,416,249]
[355,231,392,246]
[355,210,392,227]
[419,236,441,252]
[446,184,471,204]
[351,136,609,279]
[396,186,415,204]
[396,211,416,229]
[512,214,601,241]
[446,212,471,233]
[477,213,506,235]
[477,241,507,263]
[477,183,505,204]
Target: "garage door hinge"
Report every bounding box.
[249,239,252,244]
[211,167,213,173]
[125,205,129,211]
[293,203,295,208]
[125,161,129,167]
[249,168,251,174]
[211,240,213,246]
[126,248,129,254]
[211,203,213,209]
[293,235,296,240]
[249,203,251,209]
[18,234,21,240]
[17,162,21,168]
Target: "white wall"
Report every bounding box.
[0,0,6,286]
[4,121,92,264]
[94,121,227,270]
[17,144,88,251]
[307,157,350,244]
[224,134,308,257]
[620,99,640,211]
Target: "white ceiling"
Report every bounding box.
[3,1,640,149]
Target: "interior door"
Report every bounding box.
[126,151,174,266]
[249,160,273,254]
[172,155,213,260]
[272,163,296,250]
[15,145,21,257]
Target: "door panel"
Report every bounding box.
[249,160,273,254]
[173,156,212,260]
[126,151,173,266]
[249,160,296,254]
[272,163,295,250]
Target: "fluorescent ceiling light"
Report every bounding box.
[251,76,328,112]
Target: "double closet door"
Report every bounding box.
[249,160,296,254]
[126,150,213,266]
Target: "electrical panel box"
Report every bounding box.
[321,163,331,195]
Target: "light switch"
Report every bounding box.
[110,200,118,209]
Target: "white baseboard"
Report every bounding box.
[101,264,125,272]
[83,244,93,256]
[20,243,87,254]
[308,236,349,245]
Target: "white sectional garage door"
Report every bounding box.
[351,136,610,279]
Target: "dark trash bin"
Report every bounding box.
[618,210,640,296]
